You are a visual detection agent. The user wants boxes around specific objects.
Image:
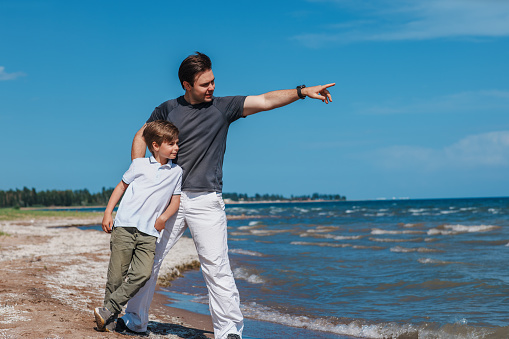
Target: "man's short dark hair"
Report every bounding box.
[143,120,179,156]
[178,52,212,89]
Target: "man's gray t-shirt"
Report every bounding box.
[147,95,246,192]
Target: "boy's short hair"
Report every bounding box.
[143,120,179,156]
[178,52,212,89]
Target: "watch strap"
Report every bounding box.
[296,85,306,99]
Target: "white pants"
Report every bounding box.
[121,191,243,339]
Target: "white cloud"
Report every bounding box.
[0,66,26,81]
[354,90,509,115]
[296,0,509,45]
[374,131,509,171]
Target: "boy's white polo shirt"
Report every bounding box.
[114,156,182,238]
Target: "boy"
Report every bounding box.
[94,120,182,332]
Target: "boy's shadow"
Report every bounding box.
[146,320,213,338]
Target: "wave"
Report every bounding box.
[291,241,384,250]
[371,228,425,235]
[390,246,441,253]
[229,248,264,257]
[418,258,463,265]
[305,226,341,233]
[300,233,363,241]
[233,267,264,284]
[427,224,500,235]
[370,237,422,243]
[240,301,507,339]
[291,241,351,248]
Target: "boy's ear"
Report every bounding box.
[152,141,160,151]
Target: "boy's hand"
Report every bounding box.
[102,215,114,233]
[154,216,167,232]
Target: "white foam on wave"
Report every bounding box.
[440,210,459,215]
[229,248,264,257]
[371,228,424,235]
[291,241,351,248]
[370,237,420,243]
[300,233,362,241]
[427,224,500,235]
[249,229,289,236]
[335,235,363,240]
[237,223,264,230]
[304,225,341,234]
[269,207,285,214]
[227,207,258,215]
[418,258,456,265]
[408,208,427,213]
[391,246,440,253]
[240,301,500,338]
[233,267,264,284]
[248,221,263,226]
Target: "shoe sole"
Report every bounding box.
[94,307,107,332]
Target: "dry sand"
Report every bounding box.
[0,216,215,338]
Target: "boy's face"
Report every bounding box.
[154,139,179,160]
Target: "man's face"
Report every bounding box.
[185,69,215,104]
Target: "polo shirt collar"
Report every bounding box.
[149,156,173,168]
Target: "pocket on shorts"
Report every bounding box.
[215,193,226,211]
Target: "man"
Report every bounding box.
[119,52,334,339]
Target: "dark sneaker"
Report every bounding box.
[227,334,241,339]
[94,307,117,332]
[105,315,117,332]
[115,317,149,337]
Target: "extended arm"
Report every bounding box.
[154,195,181,232]
[243,83,335,117]
[131,124,147,160]
[102,180,129,233]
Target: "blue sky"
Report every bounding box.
[1,0,508,200]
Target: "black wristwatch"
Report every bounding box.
[296,85,306,99]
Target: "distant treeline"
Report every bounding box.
[0,187,115,208]
[222,192,346,202]
[0,187,345,208]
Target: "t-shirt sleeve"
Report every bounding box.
[172,171,182,195]
[214,96,247,124]
[121,160,138,185]
[147,105,166,124]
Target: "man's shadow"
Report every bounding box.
[146,320,213,338]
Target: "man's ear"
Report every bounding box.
[183,81,192,91]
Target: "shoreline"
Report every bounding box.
[0,215,215,338]
[18,198,345,211]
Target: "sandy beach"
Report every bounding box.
[0,215,215,339]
